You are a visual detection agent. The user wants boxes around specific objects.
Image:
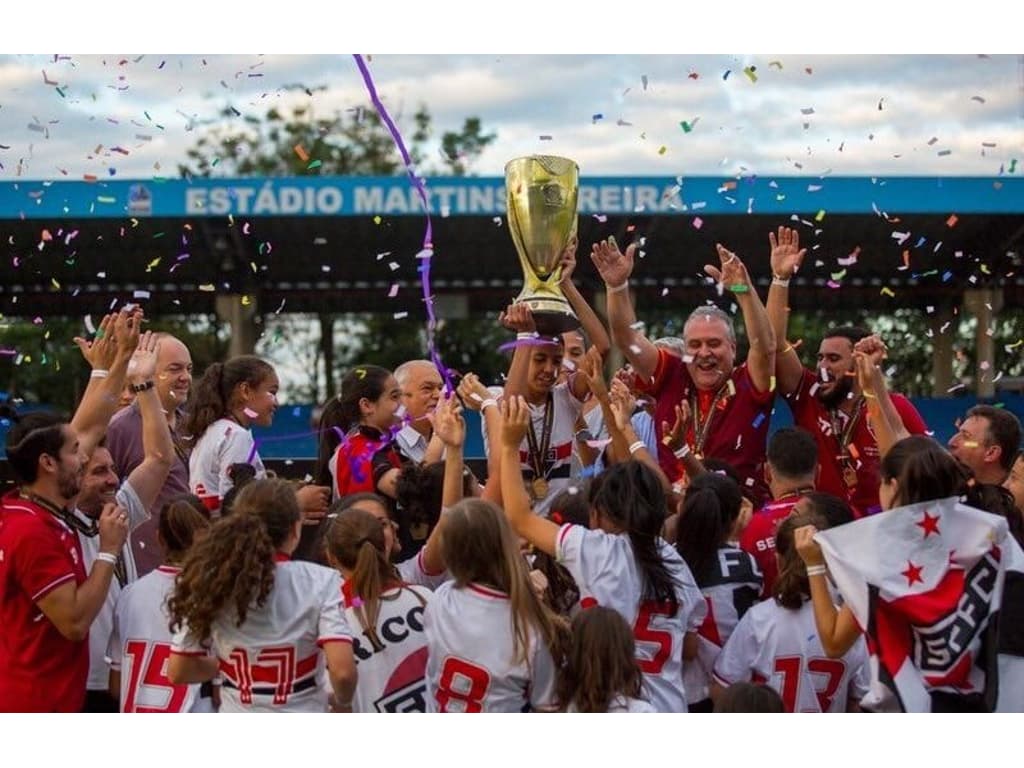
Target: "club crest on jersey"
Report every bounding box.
[373,646,429,713]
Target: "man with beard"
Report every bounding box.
[592,237,777,505]
[766,226,927,515]
[0,412,130,712]
[106,332,193,575]
[69,332,175,711]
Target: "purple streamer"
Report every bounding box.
[352,54,451,392]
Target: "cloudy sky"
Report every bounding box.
[1,52,1021,183]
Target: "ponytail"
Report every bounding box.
[773,511,826,611]
[158,494,211,564]
[676,473,743,585]
[185,356,275,444]
[324,507,400,650]
[590,461,678,612]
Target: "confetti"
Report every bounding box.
[243,408,259,419]
[946,214,959,227]
[592,113,603,123]
[743,66,757,83]
[880,287,896,297]
[692,217,703,230]
[658,146,667,155]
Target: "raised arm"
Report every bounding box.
[499,397,560,557]
[765,226,808,396]
[70,309,140,459]
[705,244,776,394]
[659,400,707,481]
[124,332,174,511]
[414,392,465,579]
[608,383,672,493]
[795,525,862,658]
[853,336,910,459]
[559,237,611,358]
[590,237,660,382]
[499,302,536,402]
[456,373,504,505]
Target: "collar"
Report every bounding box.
[354,424,387,440]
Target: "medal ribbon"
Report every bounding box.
[524,392,555,481]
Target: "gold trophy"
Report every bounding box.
[505,155,581,336]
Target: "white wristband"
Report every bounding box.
[673,444,691,459]
[628,441,645,455]
[480,398,498,412]
[607,281,630,294]
[805,565,827,577]
[771,277,791,287]
[516,332,537,341]
[96,552,118,566]
[90,369,110,379]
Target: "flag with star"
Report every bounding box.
[814,496,1024,712]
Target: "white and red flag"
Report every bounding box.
[815,497,1024,712]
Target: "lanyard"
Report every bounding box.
[829,396,864,458]
[689,382,730,458]
[524,391,555,479]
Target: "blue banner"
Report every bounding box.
[0,175,1021,219]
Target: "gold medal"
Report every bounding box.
[532,478,549,500]
[842,465,858,488]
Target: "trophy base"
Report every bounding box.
[515,294,581,337]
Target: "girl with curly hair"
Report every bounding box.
[166,478,357,712]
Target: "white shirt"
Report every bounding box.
[395,424,431,465]
[713,598,870,713]
[481,382,583,516]
[107,566,211,712]
[171,560,352,712]
[567,694,658,713]
[74,481,148,692]
[343,583,433,712]
[188,418,265,511]
[424,581,558,712]
[556,524,706,713]
[397,549,450,591]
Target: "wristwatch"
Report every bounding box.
[574,428,594,443]
[130,380,155,393]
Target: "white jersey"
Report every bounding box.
[188,418,266,512]
[567,694,658,713]
[74,482,149,692]
[171,560,352,712]
[342,581,433,712]
[424,581,558,712]
[107,566,211,712]
[685,545,763,704]
[396,549,449,591]
[481,382,583,517]
[713,598,870,713]
[556,524,706,713]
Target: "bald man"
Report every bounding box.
[105,333,193,575]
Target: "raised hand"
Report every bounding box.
[608,378,636,432]
[768,226,807,279]
[295,484,330,524]
[97,502,130,554]
[704,244,752,291]
[499,302,537,334]
[794,524,825,568]
[112,307,143,364]
[558,236,579,287]
[73,313,117,371]
[500,396,531,448]
[590,236,637,289]
[127,331,160,385]
[853,334,888,367]
[430,392,466,448]
[660,401,692,452]
[456,372,492,412]
[580,346,609,401]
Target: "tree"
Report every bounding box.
[178,87,497,403]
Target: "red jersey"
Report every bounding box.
[0,490,89,712]
[638,349,774,505]
[739,494,805,598]
[329,425,403,502]
[785,369,927,515]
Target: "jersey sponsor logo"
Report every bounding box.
[372,646,429,713]
[352,604,425,661]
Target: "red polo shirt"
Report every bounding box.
[0,490,89,712]
[638,349,774,506]
[785,369,928,516]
